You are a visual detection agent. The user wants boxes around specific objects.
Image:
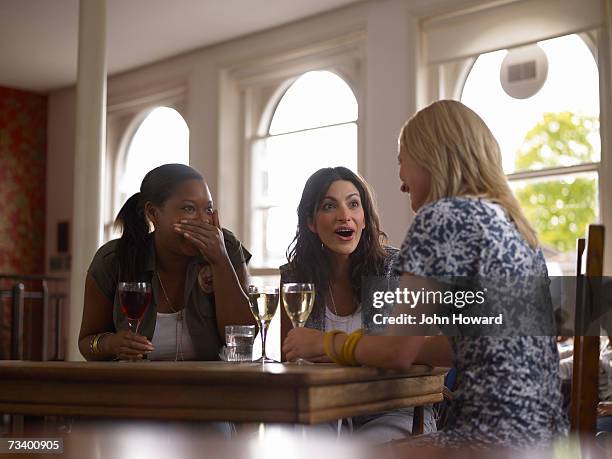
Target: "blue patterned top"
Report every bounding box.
[394,197,568,449]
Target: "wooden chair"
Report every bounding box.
[434,368,457,431]
[570,224,605,435]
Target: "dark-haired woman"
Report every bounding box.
[79,163,254,361]
[280,166,436,443]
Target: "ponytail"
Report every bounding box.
[115,192,150,281]
[113,164,204,281]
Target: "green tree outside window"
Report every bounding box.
[513,112,599,254]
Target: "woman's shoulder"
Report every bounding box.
[221,228,241,247]
[87,239,122,301]
[419,198,526,246]
[90,239,121,266]
[383,245,399,258]
[410,197,506,237]
[221,228,252,265]
[281,248,398,277]
[408,198,476,238]
[417,197,490,218]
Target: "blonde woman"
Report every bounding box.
[283,100,568,449]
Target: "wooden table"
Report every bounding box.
[0,361,446,424]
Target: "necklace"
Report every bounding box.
[156,271,184,361]
[328,284,339,316]
[328,283,362,333]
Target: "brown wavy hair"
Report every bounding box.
[286,167,388,301]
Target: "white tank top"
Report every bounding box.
[148,311,197,361]
[324,304,362,334]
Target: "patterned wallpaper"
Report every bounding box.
[0,86,47,359]
[0,86,47,274]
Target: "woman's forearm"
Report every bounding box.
[413,336,454,367]
[210,256,255,336]
[79,333,115,361]
[332,334,426,371]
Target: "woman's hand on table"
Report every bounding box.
[104,330,154,360]
[282,328,329,362]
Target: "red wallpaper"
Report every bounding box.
[0,86,47,274]
[0,87,47,359]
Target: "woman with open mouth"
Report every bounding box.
[280,166,436,443]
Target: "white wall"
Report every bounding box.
[46,88,75,273]
[365,0,417,244]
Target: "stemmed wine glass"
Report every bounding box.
[248,285,279,363]
[118,282,152,335]
[281,283,315,364]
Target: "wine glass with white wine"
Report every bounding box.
[281,283,315,364]
[248,285,279,363]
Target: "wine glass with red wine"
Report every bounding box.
[118,282,152,335]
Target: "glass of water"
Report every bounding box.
[224,325,256,362]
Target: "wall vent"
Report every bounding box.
[508,61,537,82]
[500,44,548,99]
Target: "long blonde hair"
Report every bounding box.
[399,100,539,248]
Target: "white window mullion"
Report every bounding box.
[506,162,600,182]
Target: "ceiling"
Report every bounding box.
[0,0,363,93]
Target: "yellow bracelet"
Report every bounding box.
[98,332,112,354]
[324,330,346,364]
[342,333,359,365]
[92,332,112,355]
[341,333,356,365]
[349,329,364,365]
[342,329,364,366]
[89,335,97,355]
[92,334,102,354]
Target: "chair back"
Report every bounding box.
[569,224,604,434]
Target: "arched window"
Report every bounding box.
[461,34,599,274]
[119,107,189,204]
[250,70,358,268]
[104,106,189,241]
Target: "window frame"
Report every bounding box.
[248,69,360,269]
[104,84,188,242]
[456,32,601,182]
[457,32,602,270]
[418,3,610,272]
[219,32,366,276]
